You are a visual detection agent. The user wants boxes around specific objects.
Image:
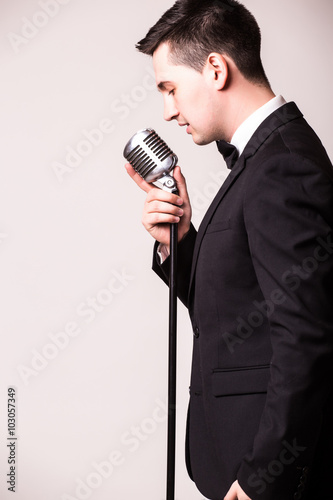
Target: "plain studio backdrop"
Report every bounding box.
[0,1,332,499]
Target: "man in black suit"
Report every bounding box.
[125,1,333,499]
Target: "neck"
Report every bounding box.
[221,78,276,142]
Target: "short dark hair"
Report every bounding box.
[136,0,270,87]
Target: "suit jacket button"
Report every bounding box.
[193,326,200,338]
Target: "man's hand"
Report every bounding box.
[125,164,192,247]
[224,480,252,500]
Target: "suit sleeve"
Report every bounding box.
[237,153,333,500]
[152,223,197,309]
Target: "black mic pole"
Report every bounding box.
[167,219,178,500]
[123,128,179,500]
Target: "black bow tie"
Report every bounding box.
[217,140,239,169]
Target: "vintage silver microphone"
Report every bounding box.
[123,128,178,194]
[124,128,178,500]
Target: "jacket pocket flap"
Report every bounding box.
[212,365,270,397]
[206,219,231,234]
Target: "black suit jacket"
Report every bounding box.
[153,102,333,500]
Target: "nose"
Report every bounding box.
[163,98,179,122]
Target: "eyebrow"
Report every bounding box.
[157,81,174,91]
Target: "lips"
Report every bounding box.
[177,121,191,134]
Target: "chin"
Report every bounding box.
[192,135,213,146]
[190,129,215,146]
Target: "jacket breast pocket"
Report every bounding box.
[206,219,231,234]
[212,364,270,397]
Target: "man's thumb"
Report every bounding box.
[173,166,187,194]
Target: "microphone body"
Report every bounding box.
[123,128,178,194]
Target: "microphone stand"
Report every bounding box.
[123,129,179,500]
[167,220,178,500]
[157,175,179,500]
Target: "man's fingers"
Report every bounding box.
[173,166,189,201]
[125,163,153,193]
[125,163,188,205]
[224,480,252,500]
[125,160,191,245]
[224,480,238,500]
[146,187,183,206]
[125,163,186,208]
[146,200,184,217]
[145,212,181,226]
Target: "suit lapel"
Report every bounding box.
[188,155,247,295]
[187,102,303,302]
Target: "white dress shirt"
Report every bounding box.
[230,95,286,155]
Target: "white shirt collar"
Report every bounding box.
[230,95,287,156]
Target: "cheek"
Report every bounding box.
[203,98,218,128]
[179,85,201,110]
[178,86,213,129]
[194,91,213,116]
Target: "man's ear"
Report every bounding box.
[205,53,229,90]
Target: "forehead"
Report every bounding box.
[152,43,175,85]
[153,42,199,88]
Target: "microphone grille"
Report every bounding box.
[144,130,174,162]
[125,144,157,180]
[123,128,178,183]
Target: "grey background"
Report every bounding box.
[0,1,332,499]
